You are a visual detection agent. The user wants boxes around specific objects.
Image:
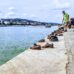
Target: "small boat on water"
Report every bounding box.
[45,25,51,28]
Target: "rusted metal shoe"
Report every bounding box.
[48,35,58,41]
[50,36,58,41]
[38,39,45,42]
[58,33,63,36]
[30,43,41,50]
[42,43,54,48]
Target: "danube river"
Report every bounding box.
[0,26,58,65]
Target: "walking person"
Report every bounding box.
[62,11,70,31]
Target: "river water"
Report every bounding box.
[0,26,58,65]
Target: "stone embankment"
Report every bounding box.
[0,27,68,74]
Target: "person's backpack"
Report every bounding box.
[71,18,74,25]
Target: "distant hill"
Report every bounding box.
[0,18,60,26]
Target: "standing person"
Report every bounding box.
[62,11,70,31]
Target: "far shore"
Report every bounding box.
[0,24,59,28]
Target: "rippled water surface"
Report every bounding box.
[0,26,58,65]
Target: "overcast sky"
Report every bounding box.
[0,0,74,23]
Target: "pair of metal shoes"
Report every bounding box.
[48,35,58,42]
[30,43,54,50]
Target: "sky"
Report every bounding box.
[0,0,74,23]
